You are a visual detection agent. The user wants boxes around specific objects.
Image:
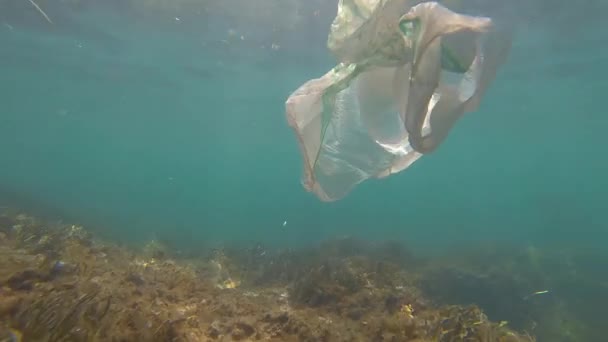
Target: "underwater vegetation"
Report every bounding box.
[416,243,608,342]
[1,209,605,341]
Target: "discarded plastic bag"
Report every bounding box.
[285,1,510,201]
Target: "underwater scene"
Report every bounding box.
[0,0,607,341]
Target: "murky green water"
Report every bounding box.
[0,1,606,251]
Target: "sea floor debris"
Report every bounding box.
[0,209,602,341]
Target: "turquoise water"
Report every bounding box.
[0,1,607,256]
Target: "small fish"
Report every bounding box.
[524,290,550,300]
[282,220,287,227]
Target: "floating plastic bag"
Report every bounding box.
[285,1,510,201]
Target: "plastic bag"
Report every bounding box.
[285,1,510,201]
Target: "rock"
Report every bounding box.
[231,322,255,340]
[0,295,21,316]
[6,269,44,291]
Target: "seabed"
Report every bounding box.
[0,208,605,341]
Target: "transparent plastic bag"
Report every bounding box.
[286,1,510,201]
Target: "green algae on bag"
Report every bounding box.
[286,1,510,201]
